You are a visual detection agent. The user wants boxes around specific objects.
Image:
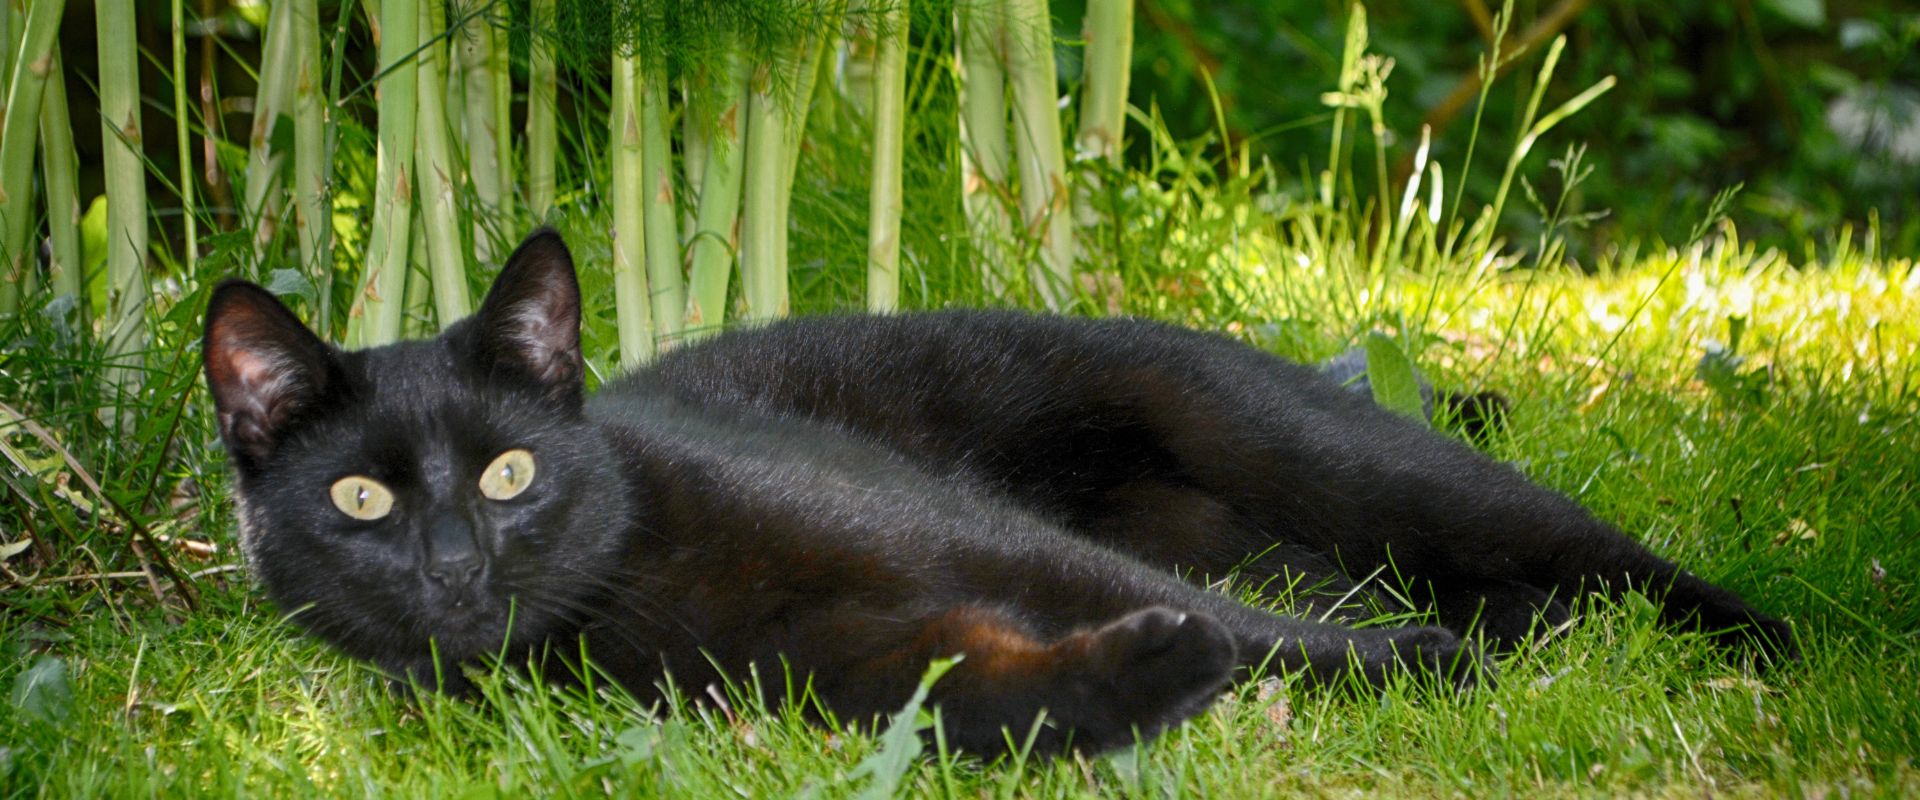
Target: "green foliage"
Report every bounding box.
[1363,331,1428,426]
[1065,0,1920,257]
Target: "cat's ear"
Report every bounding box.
[471,227,584,406]
[203,281,340,464]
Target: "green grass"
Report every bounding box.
[6,5,1920,794]
[6,208,1917,795]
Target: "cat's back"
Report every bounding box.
[606,310,1366,422]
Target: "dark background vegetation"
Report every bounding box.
[1071,0,1920,259]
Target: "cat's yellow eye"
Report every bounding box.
[329,476,395,520]
[479,449,537,501]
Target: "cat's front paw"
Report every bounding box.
[1070,607,1237,747]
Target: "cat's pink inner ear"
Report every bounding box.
[210,347,301,441]
[486,228,582,387]
[505,283,581,384]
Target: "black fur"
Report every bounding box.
[203,228,1794,757]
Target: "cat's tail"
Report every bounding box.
[1539,520,1800,666]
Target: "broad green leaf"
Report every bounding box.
[10,655,71,724]
[266,269,317,302]
[1364,332,1429,427]
[1759,0,1825,28]
[850,657,959,800]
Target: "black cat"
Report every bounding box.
[202,229,1793,756]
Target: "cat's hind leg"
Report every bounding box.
[802,603,1236,756]
[1418,578,1573,650]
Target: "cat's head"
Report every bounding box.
[203,229,630,681]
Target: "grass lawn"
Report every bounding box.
[5,220,1916,796]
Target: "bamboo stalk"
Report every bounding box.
[957,0,1013,295]
[683,49,748,336]
[681,77,707,239]
[1075,0,1130,166]
[771,31,828,292]
[793,38,828,219]
[170,0,197,270]
[290,0,329,290]
[97,0,150,399]
[197,0,233,231]
[837,0,876,117]
[1072,0,1130,235]
[865,0,908,311]
[0,0,65,312]
[526,0,557,220]
[39,46,81,313]
[243,0,295,262]
[346,0,418,348]
[639,66,683,344]
[457,1,503,264]
[610,49,655,366]
[403,220,431,337]
[0,1,11,80]
[489,1,512,221]
[1005,0,1075,310]
[740,60,791,322]
[415,0,470,326]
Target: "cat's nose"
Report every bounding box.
[424,514,485,589]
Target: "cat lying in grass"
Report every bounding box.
[202,228,1793,756]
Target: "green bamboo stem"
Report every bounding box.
[0,1,12,80]
[680,78,707,239]
[415,0,470,326]
[402,220,431,337]
[489,3,512,220]
[526,0,557,220]
[457,2,504,263]
[610,50,655,366]
[97,0,150,397]
[639,67,683,344]
[1006,0,1075,309]
[347,0,418,348]
[290,0,329,290]
[865,0,908,311]
[1074,0,1131,167]
[0,0,65,313]
[243,0,295,262]
[1072,0,1130,237]
[740,61,791,322]
[837,0,876,117]
[957,0,1013,295]
[779,35,825,199]
[170,0,196,270]
[39,46,81,312]
[683,50,748,336]
[738,29,830,325]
